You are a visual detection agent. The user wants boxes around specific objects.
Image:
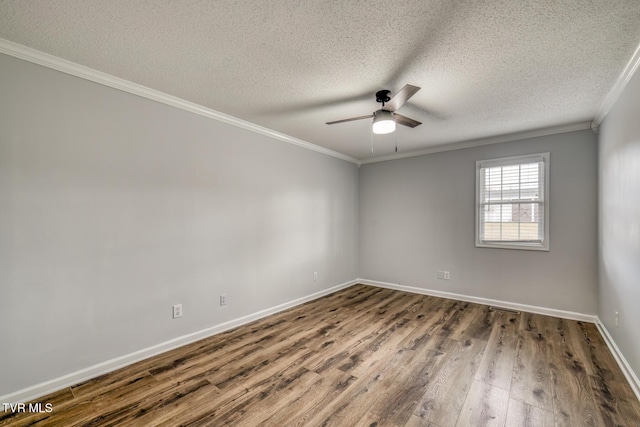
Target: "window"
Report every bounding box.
[475,153,549,251]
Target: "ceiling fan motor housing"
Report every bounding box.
[375,89,392,105]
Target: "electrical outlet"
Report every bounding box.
[444,271,450,280]
[437,271,444,279]
[220,294,228,306]
[615,311,619,327]
[172,304,183,319]
[313,271,318,281]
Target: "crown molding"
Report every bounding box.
[0,38,360,166]
[2,35,621,166]
[360,122,592,164]
[592,40,640,129]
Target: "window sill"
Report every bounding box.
[475,242,549,251]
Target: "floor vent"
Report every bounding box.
[489,306,521,314]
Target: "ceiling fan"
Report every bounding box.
[326,84,422,134]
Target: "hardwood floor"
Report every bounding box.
[2,285,639,426]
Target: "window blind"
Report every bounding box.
[478,155,546,244]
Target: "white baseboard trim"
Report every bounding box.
[13,279,633,405]
[1,279,359,404]
[595,318,640,402]
[359,279,640,402]
[358,278,597,323]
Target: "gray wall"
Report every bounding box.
[0,47,613,398]
[359,130,598,314]
[0,53,359,396]
[598,67,640,378]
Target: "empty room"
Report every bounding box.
[1,1,640,426]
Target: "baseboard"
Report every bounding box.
[358,278,597,323]
[358,279,640,401]
[1,279,359,404]
[595,318,640,402]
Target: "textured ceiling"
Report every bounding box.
[1,1,640,161]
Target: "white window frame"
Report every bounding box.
[475,152,550,251]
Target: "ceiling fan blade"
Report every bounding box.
[326,115,373,125]
[394,113,422,128]
[383,84,421,112]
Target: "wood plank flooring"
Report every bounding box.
[2,284,639,426]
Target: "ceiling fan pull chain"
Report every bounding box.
[370,127,374,154]
[395,128,398,153]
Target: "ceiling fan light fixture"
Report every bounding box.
[372,110,396,134]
